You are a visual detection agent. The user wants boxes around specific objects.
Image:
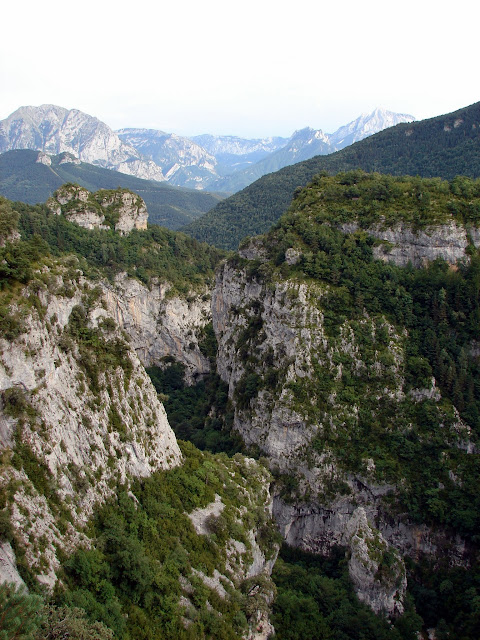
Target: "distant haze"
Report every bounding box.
[1,0,479,137]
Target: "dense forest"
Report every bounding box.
[183,101,480,249]
[0,150,225,229]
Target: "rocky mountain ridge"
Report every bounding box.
[0,105,166,182]
[209,109,415,193]
[328,107,415,148]
[117,128,219,190]
[0,104,414,193]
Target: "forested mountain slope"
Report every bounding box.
[184,101,480,249]
[2,174,480,639]
[208,109,414,194]
[211,172,480,639]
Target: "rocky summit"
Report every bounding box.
[0,105,166,182]
[47,184,148,234]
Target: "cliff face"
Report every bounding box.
[0,260,181,586]
[340,220,480,267]
[0,198,280,639]
[212,230,477,616]
[102,272,211,382]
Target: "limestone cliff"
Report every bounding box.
[102,273,211,383]
[339,220,480,267]
[0,258,181,586]
[212,240,477,616]
[0,209,279,640]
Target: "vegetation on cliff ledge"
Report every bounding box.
[217,172,480,639]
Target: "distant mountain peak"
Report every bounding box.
[0,105,166,182]
[329,107,415,149]
[117,128,219,190]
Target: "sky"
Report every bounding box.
[1,0,479,138]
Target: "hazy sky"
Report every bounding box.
[2,0,478,138]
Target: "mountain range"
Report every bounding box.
[0,105,414,192]
[0,104,166,182]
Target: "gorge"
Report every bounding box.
[0,172,479,639]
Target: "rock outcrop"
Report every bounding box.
[340,220,480,267]
[102,273,211,382]
[182,455,279,639]
[0,542,24,588]
[345,508,406,616]
[47,184,148,234]
[97,189,148,233]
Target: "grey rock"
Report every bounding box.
[0,542,25,588]
[102,273,211,382]
[212,248,473,615]
[0,105,166,182]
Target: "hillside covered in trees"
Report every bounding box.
[208,171,480,639]
[183,101,480,249]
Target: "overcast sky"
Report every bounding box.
[1,0,478,138]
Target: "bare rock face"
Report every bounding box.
[47,184,108,230]
[57,152,81,165]
[370,222,478,267]
[0,105,166,182]
[182,456,279,639]
[102,273,211,382]
[0,262,181,587]
[99,190,148,233]
[0,542,24,588]
[36,151,51,166]
[47,184,148,234]
[54,184,89,206]
[345,508,406,617]
[339,220,480,267]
